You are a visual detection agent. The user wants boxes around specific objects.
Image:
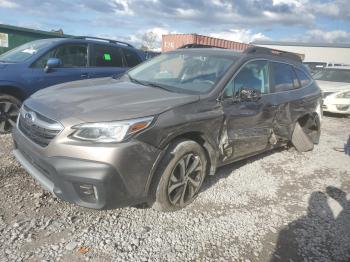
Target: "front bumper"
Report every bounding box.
[12,127,162,209]
[322,103,350,115]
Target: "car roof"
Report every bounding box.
[168,48,244,57]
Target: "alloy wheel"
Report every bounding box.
[167,153,204,206]
[0,101,19,133]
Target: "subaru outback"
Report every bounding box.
[0,36,145,133]
[13,47,322,211]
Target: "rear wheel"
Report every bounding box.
[152,139,207,212]
[0,94,21,134]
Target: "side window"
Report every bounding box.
[91,45,123,67]
[122,48,141,67]
[272,62,300,92]
[223,60,269,98]
[295,68,312,87]
[32,44,87,68]
[32,49,56,68]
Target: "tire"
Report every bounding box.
[0,94,21,134]
[152,139,207,212]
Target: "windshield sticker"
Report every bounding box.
[0,33,8,48]
[21,48,37,55]
[104,53,111,61]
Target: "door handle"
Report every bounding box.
[81,73,89,78]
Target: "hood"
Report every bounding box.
[0,62,11,69]
[26,77,199,123]
[316,80,350,93]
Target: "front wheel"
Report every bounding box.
[0,94,21,134]
[152,139,207,212]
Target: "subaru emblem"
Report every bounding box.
[24,112,36,125]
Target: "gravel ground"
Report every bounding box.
[0,115,349,262]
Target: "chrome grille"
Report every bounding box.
[18,105,63,147]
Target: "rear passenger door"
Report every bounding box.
[88,44,127,79]
[269,62,305,139]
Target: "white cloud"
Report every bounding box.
[313,2,339,17]
[114,0,134,15]
[312,0,350,20]
[175,8,199,18]
[272,0,305,7]
[210,29,271,44]
[0,0,19,8]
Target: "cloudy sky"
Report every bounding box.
[0,0,349,49]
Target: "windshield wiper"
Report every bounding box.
[127,74,173,92]
[143,81,174,92]
[127,73,147,86]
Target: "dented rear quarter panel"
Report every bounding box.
[272,82,322,140]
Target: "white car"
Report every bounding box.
[314,66,350,115]
[323,90,350,114]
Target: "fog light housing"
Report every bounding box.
[74,183,99,203]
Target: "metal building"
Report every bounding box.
[162,34,251,52]
[251,40,350,64]
[0,24,69,55]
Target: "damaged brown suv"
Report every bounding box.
[13,47,322,211]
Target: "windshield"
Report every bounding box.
[127,52,236,94]
[0,39,53,63]
[313,68,350,83]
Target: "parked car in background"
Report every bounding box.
[314,66,350,115]
[0,36,145,133]
[303,62,327,75]
[13,47,322,211]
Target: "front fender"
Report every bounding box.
[0,81,28,100]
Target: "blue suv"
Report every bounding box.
[0,36,146,133]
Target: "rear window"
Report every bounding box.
[91,45,123,67]
[123,49,141,67]
[272,62,300,92]
[295,68,312,87]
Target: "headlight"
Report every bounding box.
[71,116,154,143]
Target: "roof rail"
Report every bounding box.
[72,36,134,48]
[178,44,226,49]
[244,46,302,62]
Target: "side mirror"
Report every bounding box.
[239,87,262,102]
[44,58,61,73]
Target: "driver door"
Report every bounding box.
[221,60,277,162]
[29,44,89,93]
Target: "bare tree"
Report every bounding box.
[140,32,158,51]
